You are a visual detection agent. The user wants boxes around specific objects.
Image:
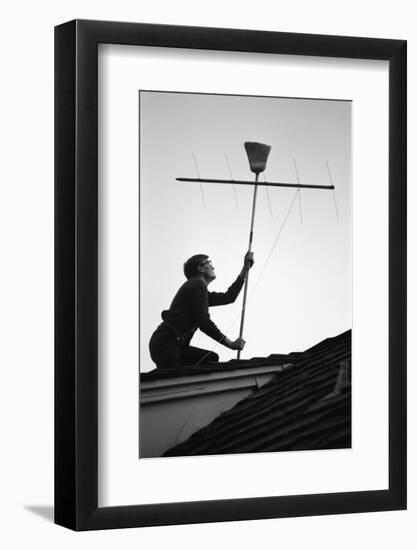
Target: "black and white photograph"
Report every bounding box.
[139,91,352,459]
[0,0,409,542]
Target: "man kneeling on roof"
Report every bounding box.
[149,251,254,369]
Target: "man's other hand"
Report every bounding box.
[231,337,246,351]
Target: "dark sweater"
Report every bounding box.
[161,276,245,344]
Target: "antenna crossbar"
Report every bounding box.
[176,177,334,190]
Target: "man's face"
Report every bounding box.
[199,258,216,281]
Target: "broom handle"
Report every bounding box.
[237,173,259,359]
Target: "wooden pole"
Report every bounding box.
[237,173,259,360]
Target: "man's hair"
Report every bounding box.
[183,254,208,279]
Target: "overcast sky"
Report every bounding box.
[139,91,351,371]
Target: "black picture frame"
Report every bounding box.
[54,19,407,531]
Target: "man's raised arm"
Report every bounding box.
[208,252,254,306]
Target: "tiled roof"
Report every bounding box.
[163,330,351,457]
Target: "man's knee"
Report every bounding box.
[208,351,219,362]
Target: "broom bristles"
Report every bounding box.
[244,142,271,174]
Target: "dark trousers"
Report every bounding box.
[149,324,219,369]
